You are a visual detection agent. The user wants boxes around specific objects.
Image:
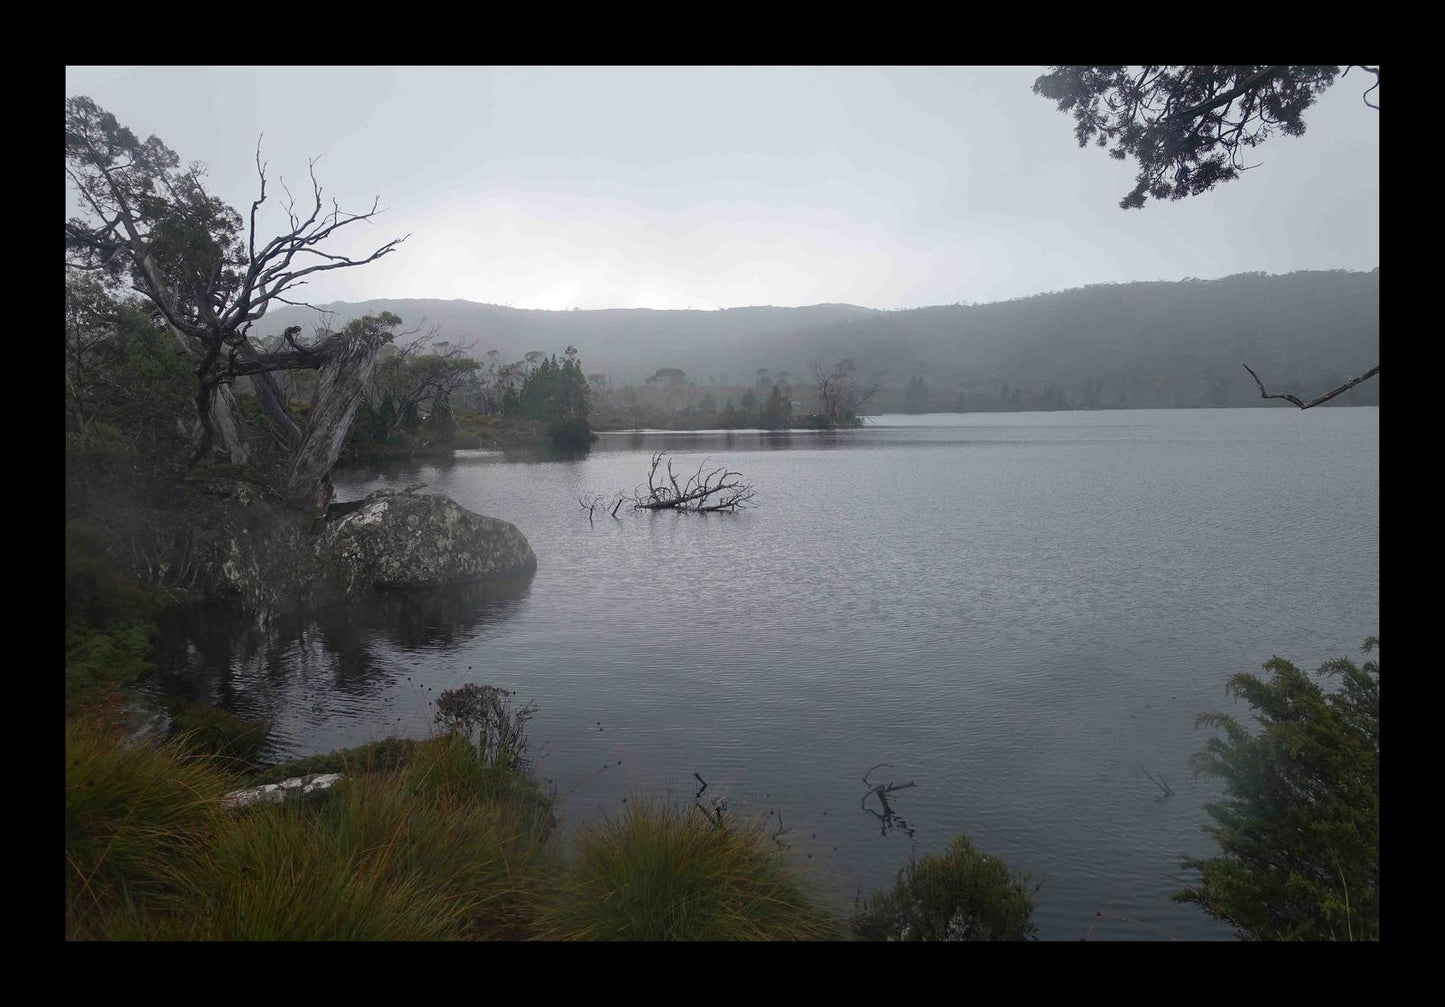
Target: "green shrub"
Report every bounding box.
[434,683,536,774]
[852,832,1038,940]
[546,416,597,451]
[65,522,165,628]
[65,618,155,702]
[1175,639,1379,940]
[537,799,841,941]
[65,521,167,705]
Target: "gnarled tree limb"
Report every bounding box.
[1242,363,1380,410]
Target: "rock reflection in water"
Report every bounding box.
[147,573,534,757]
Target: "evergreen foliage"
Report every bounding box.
[1175,639,1379,940]
[759,382,793,429]
[65,273,193,461]
[1033,66,1346,209]
[65,522,168,704]
[503,353,591,422]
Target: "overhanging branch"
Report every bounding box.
[1242,362,1380,410]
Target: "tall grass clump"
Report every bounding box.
[169,736,554,939]
[66,718,238,938]
[852,832,1038,941]
[536,798,842,940]
[68,723,560,940]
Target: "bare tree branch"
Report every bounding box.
[623,452,756,512]
[1242,363,1380,410]
[66,97,409,493]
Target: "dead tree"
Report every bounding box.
[627,452,756,512]
[810,356,881,425]
[65,96,407,511]
[578,492,616,526]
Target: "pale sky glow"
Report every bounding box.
[65,66,1380,311]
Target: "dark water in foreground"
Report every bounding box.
[150,408,1379,940]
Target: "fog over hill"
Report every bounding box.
[254,269,1379,409]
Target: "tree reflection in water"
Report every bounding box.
[146,573,534,746]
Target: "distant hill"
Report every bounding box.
[252,270,1379,409]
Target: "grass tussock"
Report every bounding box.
[66,718,240,939]
[163,736,555,940]
[535,798,843,941]
[67,725,556,940]
[68,715,847,940]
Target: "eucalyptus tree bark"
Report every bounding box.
[245,366,304,449]
[281,327,388,511]
[170,326,251,465]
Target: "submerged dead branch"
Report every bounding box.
[691,770,727,827]
[1139,764,1174,799]
[578,493,607,526]
[861,763,918,839]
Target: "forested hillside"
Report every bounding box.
[255,269,1378,410]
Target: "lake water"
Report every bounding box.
[149,407,1380,940]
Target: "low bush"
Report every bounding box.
[852,832,1038,940]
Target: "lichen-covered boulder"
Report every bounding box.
[316,489,537,592]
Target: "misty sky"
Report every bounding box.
[65,66,1380,312]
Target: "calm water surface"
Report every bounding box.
[151,408,1379,940]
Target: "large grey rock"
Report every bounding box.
[151,482,535,623]
[316,489,537,592]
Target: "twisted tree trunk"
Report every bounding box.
[281,326,389,512]
[173,327,251,466]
